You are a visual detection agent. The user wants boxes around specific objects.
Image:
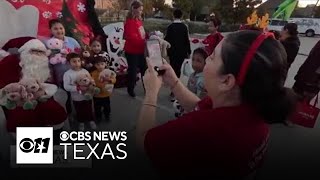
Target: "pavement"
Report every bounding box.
[1,35,320,179]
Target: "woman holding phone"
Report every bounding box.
[123,0,146,98]
[137,30,296,178]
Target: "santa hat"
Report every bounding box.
[2,37,35,51]
[18,39,47,54]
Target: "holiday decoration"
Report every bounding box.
[1,0,104,47]
[103,23,128,74]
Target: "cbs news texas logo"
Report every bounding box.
[16,127,53,164]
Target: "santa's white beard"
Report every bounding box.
[20,52,50,83]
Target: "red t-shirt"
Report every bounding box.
[123,18,146,55]
[202,32,224,55]
[145,97,269,178]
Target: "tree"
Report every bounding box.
[214,0,234,24]
[233,0,261,24]
[61,0,82,45]
[172,0,193,19]
[190,0,207,21]
[118,0,131,10]
[143,0,154,17]
[152,0,166,13]
[111,0,131,20]
[314,5,320,18]
[214,0,261,24]
[163,4,174,19]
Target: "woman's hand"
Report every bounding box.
[143,58,163,97]
[159,60,179,88]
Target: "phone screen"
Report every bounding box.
[147,40,163,68]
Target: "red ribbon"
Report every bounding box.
[236,32,275,86]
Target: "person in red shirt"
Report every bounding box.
[123,0,146,97]
[136,30,297,178]
[202,16,224,55]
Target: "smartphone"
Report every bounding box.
[146,39,165,75]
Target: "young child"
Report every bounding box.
[91,56,116,122]
[63,53,97,131]
[47,19,81,120]
[173,48,208,117]
[187,48,208,99]
[83,38,109,72]
[202,16,224,56]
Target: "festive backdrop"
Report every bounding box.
[2,0,105,47]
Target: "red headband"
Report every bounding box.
[236,32,275,86]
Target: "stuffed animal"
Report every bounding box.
[75,73,100,99]
[46,38,68,65]
[172,99,184,117]
[0,83,36,110]
[82,45,92,68]
[99,69,117,94]
[149,33,171,58]
[19,78,48,102]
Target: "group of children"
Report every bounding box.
[47,15,222,129]
[47,19,115,131]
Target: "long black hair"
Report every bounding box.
[220,30,297,124]
[284,23,299,36]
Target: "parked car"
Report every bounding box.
[268,18,320,37]
[292,18,320,37]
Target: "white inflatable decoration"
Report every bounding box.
[103,22,128,74]
[0,1,39,48]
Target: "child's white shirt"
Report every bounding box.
[63,68,90,101]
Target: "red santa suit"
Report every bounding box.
[0,37,67,133]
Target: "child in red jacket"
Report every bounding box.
[202,16,224,55]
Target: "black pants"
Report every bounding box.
[125,53,146,91]
[169,56,185,78]
[94,97,111,119]
[61,86,72,114]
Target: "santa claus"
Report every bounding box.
[0,37,67,139]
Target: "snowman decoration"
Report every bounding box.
[105,24,128,74]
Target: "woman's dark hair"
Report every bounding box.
[173,9,183,19]
[49,19,63,29]
[193,48,208,61]
[209,16,221,27]
[66,53,80,62]
[220,30,297,124]
[284,23,298,36]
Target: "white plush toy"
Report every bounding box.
[46,38,68,65]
